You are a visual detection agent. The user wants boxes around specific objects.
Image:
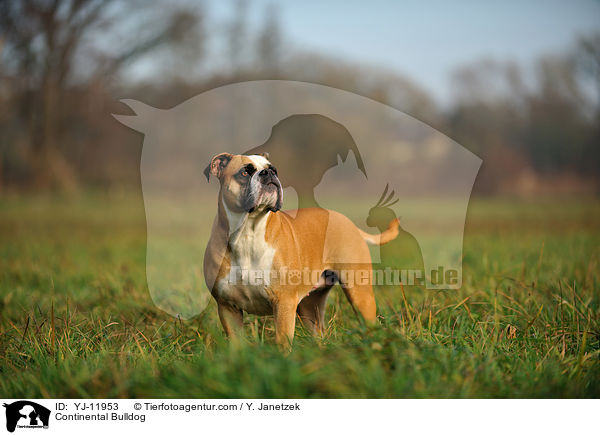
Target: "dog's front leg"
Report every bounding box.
[217,301,244,339]
[273,295,298,350]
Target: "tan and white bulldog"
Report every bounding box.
[203,152,400,347]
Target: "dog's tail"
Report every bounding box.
[357,218,400,246]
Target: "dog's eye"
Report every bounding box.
[240,169,248,177]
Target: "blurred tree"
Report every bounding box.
[0,0,202,191]
[576,33,600,116]
[574,33,600,176]
[526,55,591,173]
[227,0,248,74]
[256,3,282,75]
[0,1,596,195]
[448,43,599,194]
[448,60,528,193]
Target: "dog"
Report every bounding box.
[203,152,400,347]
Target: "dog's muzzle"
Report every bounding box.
[258,167,278,187]
[242,167,283,213]
[257,168,282,212]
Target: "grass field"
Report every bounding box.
[0,193,599,398]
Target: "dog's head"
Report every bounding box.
[204,152,283,214]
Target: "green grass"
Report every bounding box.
[0,193,599,398]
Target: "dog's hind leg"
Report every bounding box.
[297,286,333,336]
[338,269,377,325]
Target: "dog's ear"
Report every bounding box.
[259,152,270,160]
[204,153,233,182]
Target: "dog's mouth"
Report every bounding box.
[261,179,283,211]
[243,180,282,214]
[241,169,284,214]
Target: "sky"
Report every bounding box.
[209,0,600,105]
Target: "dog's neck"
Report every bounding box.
[218,195,271,245]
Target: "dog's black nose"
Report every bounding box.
[258,168,277,184]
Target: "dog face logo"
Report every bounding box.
[3,401,50,432]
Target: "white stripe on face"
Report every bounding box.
[247,155,270,206]
[247,155,270,169]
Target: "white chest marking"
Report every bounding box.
[217,211,275,314]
